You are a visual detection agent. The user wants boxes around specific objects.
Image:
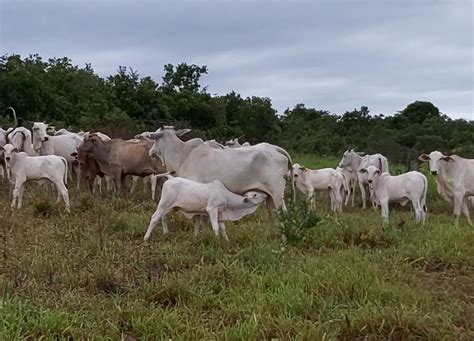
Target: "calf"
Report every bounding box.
[144,176,267,241]
[292,164,344,212]
[359,164,427,224]
[1,144,70,211]
[338,149,389,209]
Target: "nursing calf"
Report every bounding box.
[359,165,427,224]
[144,176,267,241]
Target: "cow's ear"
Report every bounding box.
[175,129,191,137]
[359,168,367,173]
[442,156,455,162]
[300,166,307,171]
[418,154,430,162]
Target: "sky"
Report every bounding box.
[1,0,473,120]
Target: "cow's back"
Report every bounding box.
[178,144,287,194]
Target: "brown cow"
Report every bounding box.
[78,134,165,192]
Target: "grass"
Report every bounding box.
[0,155,473,339]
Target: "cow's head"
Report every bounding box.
[2,144,19,163]
[148,127,192,164]
[338,149,364,169]
[291,163,308,183]
[242,191,268,205]
[32,122,50,150]
[359,165,381,190]
[418,151,454,175]
[79,133,102,153]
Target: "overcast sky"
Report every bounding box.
[1,0,473,119]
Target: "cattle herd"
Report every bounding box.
[0,107,473,241]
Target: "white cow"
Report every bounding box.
[32,122,83,190]
[148,127,293,210]
[338,149,389,209]
[1,144,70,211]
[419,151,474,226]
[336,166,357,207]
[359,165,427,224]
[144,176,267,241]
[292,163,344,212]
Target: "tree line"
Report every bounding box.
[1,54,472,168]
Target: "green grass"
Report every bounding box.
[0,155,473,339]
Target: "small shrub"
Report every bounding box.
[278,196,320,245]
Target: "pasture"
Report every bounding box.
[1,155,473,339]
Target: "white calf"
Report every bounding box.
[292,164,344,212]
[144,176,267,241]
[2,144,70,211]
[359,165,427,224]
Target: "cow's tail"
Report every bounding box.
[273,145,296,202]
[421,174,428,213]
[61,157,68,187]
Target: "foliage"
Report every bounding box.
[0,53,472,164]
[278,194,321,245]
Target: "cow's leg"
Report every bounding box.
[72,163,80,191]
[192,216,202,237]
[351,182,356,207]
[150,175,158,201]
[206,207,220,237]
[17,183,26,209]
[219,222,229,241]
[411,199,421,223]
[307,188,315,210]
[11,180,23,208]
[453,194,463,226]
[93,176,102,195]
[461,199,473,227]
[358,180,367,209]
[144,205,172,240]
[380,200,389,223]
[55,181,70,212]
[113,173,122,193]
[130,176,138,194]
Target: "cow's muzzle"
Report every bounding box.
[368,179,372,183]
[5,157,10,161]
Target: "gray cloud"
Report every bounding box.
[2,0,472,119]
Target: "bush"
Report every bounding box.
[278,196,320,245]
